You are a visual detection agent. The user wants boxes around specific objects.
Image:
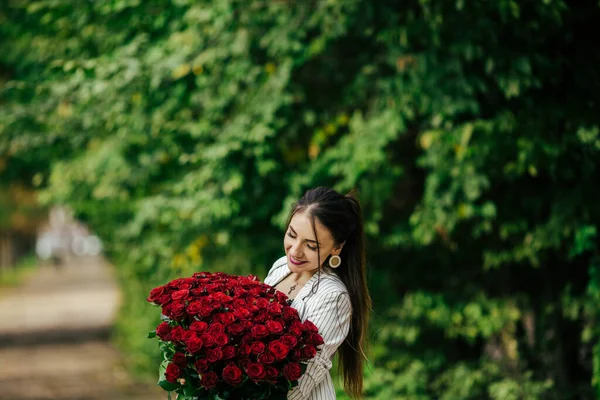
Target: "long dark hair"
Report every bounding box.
[286,187,371,399]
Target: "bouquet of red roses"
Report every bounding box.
[147,272,324,400]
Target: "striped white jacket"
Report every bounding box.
[264,256,352,400]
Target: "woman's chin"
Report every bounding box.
[287,262,303,272]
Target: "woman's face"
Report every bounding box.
[284,211,343,275]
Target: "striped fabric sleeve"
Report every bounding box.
[264,256,287,285]
[288,291,352,400]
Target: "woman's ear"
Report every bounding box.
[333,241,346,255]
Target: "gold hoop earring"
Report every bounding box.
[329,255,341,268]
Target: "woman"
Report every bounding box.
[264,187,371,400]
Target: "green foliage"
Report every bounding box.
[0,253,38,292]
[1,0,600,398]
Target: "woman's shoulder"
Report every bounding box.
[269,255,288,274]
[264,255,288,285]
[311,269,349,297]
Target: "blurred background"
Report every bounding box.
[1,0,600,399]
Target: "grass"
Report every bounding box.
[0,254,39,295]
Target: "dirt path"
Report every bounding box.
[0,257,165,400]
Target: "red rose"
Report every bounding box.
[242,320,253,330]
[218,312,236,325]
[268,340,289,360]
[222,345,236,360]
[215,333,229,347]
[255,298,269,309]
[238,344,251,357]
[185,334,204,354]
[201,371,218,389]
[165,363,181,383]
[208,322,225,335]
[170,301,186,320]
[233,298,247,309]
[275,291,288,303]
[171,326,186,343]
[219,293,234,303]
[172,352,187,366]
[246,362,266,381]
[205,284,221,292]
[200,304,214,317]
[206,347,223,363]
[147,286,165,304]
[254,311,268,323]
[241,334,253,344]
[301,344,317,359]
[158,294,171,305]
[156,322,172,341]
[288,321,305,337]
[162,303,174,318]
[187,301,203,316]
[184,329,195,341]
[309,333,324,346]
[180,277,194,287]
[194,358,209,373]
[201,333,216,348]
[266,320,284,335]
[281,335,298,348]
[227,323,244,336]
[249,287,262,297]
[233,307,252,319]
[251,341,266,355]
[282,306,299,321]
[222,363,243,386]
[257,352,275,364]
[266,366,279,380]
[167,278,185,289]
[283,362,302,381]
[267,302,283,315]
[290,349,302,361]
[171,289,189,301]
[190,321,208,333]
[250,325,269,339]
[303,320,319,333]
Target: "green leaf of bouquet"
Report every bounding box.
[182,380,198,398]
[300,363,307,375]
[196,391,213,400]
[147,330,157,339]
[158,379,179,392]
[270,391,288,400]
[160,341,175,357]
[158,359,170,383]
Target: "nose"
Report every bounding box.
[289,242,304,258]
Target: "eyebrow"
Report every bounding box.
[289,225,320,245]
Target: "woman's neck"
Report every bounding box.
[290,269,317,284]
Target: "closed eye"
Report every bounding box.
[287,232,318,251]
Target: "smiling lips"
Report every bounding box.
[289,256,307,266]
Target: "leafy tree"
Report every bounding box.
[1,0,599,398]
